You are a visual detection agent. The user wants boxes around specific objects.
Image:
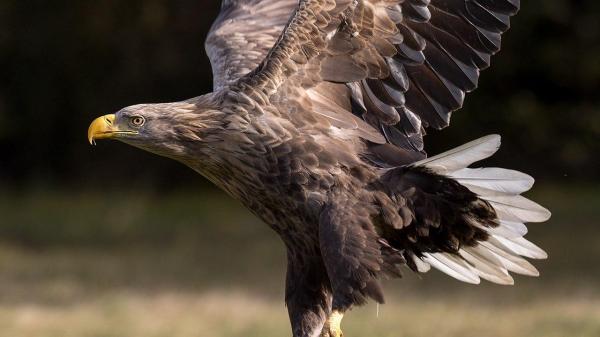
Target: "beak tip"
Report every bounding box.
[88,114,116,146]
[87,132,96,146]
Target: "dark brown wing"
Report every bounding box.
[217,0,520,153]
[385,0,520,150]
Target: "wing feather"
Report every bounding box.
[207,0,520,151]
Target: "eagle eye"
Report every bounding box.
[130,116,145,127]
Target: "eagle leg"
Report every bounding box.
[285,252,332,337]
[320,310,344,337]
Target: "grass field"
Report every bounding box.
[0,184,599,337]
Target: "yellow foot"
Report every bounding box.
[321,311,344,337]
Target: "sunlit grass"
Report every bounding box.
[0,290,599,337]
[0,183,598,336]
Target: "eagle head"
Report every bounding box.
[88,95,224,160]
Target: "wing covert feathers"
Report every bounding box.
[408,135,550,285]
[210,0,520,149]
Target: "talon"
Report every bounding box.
[321,311,344,337]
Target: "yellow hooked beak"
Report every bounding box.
[88,114,137,145]
[88,114,117,145]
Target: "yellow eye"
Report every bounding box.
[130,116,145,127]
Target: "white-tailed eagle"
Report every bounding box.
[88,1,550,336]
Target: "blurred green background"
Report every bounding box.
[0,1,599,337]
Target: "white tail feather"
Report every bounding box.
[480,241,540,276]
[491,236,548,260]
[484,195,552,223]
[473,221,528,239]
[423,253,481,284]
[450,168,535,195]
[416,134,501,173]
[412,135,549,285]
[460,247,514,285]
[487,221,529,239]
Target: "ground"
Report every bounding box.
[0,184,598,337]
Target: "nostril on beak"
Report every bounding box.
[105,117,112,125]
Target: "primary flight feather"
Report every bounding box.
[88,1,549,336]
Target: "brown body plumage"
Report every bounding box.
[89,1,551,336]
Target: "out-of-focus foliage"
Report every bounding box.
[0,0,598,187]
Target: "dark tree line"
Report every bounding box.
[0,0,598,189]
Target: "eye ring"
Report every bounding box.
[130,116,145,127]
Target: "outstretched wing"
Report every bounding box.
[208,0,520,152]
[206,0,299,90]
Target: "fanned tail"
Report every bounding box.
[411,135,551,285]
